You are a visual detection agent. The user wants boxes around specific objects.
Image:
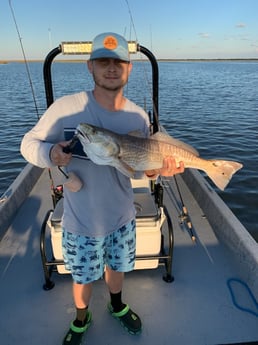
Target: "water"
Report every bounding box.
[0,60,257,239]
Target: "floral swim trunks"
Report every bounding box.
[62,219,136,284]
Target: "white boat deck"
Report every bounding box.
[1,168,258,345]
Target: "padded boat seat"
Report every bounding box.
[50,192,160,229]
[134,192,159,223]
[49,188,164,273]
[50,198,64,230]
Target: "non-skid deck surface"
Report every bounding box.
[0,170,258,345]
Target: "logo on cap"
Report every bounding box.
[103,35,118,50]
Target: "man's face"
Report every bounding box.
[87,58,132,92]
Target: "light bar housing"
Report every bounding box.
[61,41,138,55]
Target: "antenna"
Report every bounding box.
[48,28,53,50]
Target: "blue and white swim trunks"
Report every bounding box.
[62,219,136,284]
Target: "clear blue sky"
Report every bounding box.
[1,0,258,60]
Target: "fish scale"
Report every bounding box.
[119,136,206,170]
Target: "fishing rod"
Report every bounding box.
[160,175,217,265]
[124,0,159,132]
[9,0,40,120]
[124,1,194,238]
[8,0,61,206]
[173,175,196,241]
[161,175,196,242]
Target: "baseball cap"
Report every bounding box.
[90,32,130,62]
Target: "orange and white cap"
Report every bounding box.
[90,32,130,62]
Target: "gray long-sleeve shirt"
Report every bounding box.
[21,91,150,237]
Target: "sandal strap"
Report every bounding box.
[70,310,92,333]
[110,304,130,317]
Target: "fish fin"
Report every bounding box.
[127,130,146,138]
[205,160,243,190]
[151,132,199,156]
[113,158,135,178]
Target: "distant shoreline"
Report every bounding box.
[1,58,258,64]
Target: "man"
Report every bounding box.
[21,32,184,345]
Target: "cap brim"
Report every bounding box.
[90,48,130,62]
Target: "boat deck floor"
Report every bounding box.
[0,169,258,345]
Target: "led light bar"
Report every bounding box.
[61,41,92,55]
[128,41,138,53]
[61,41,138,55]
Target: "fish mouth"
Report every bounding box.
[75,127,90,143]
[75,128,85,138]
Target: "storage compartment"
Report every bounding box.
[49,189,165,273]
[134,192,164,269]
[49,199,69,274]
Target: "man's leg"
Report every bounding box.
[73,282,92,309]
[63,282,92,345]
[105,267,126,312]
[105,220,142,334]
[105,267,124,294]
[106,266,142,334]
[73,282,92,323]
[62,282,92,345]
[62,230,103,345]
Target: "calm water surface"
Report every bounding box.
[0,60,257,238]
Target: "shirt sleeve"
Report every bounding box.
[20,100,65,168]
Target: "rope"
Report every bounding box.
[227,278,258,317]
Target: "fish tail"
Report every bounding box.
[205,160,243,190]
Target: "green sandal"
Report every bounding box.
[108,303,142,335]
[62,310,92,345]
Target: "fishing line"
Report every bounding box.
[9,0,40,119]
[124,0,158,129]
[124,0,138,42]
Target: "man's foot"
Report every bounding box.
[62,310,92,345]
[108,303,142,335]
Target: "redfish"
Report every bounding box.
[76,123,243,190]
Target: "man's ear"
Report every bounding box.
[87,60,93,74]
[128,62,133,74]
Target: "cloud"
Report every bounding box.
[198,32,210,38]
[236,23,246,28]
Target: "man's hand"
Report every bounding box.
[49,141,72,166]
[145,157,184,178]
[159,157,184,177]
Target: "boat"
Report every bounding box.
[0,40,258,345]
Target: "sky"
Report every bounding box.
[1,0,258,60]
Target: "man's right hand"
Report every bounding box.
[50,141,72,166]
